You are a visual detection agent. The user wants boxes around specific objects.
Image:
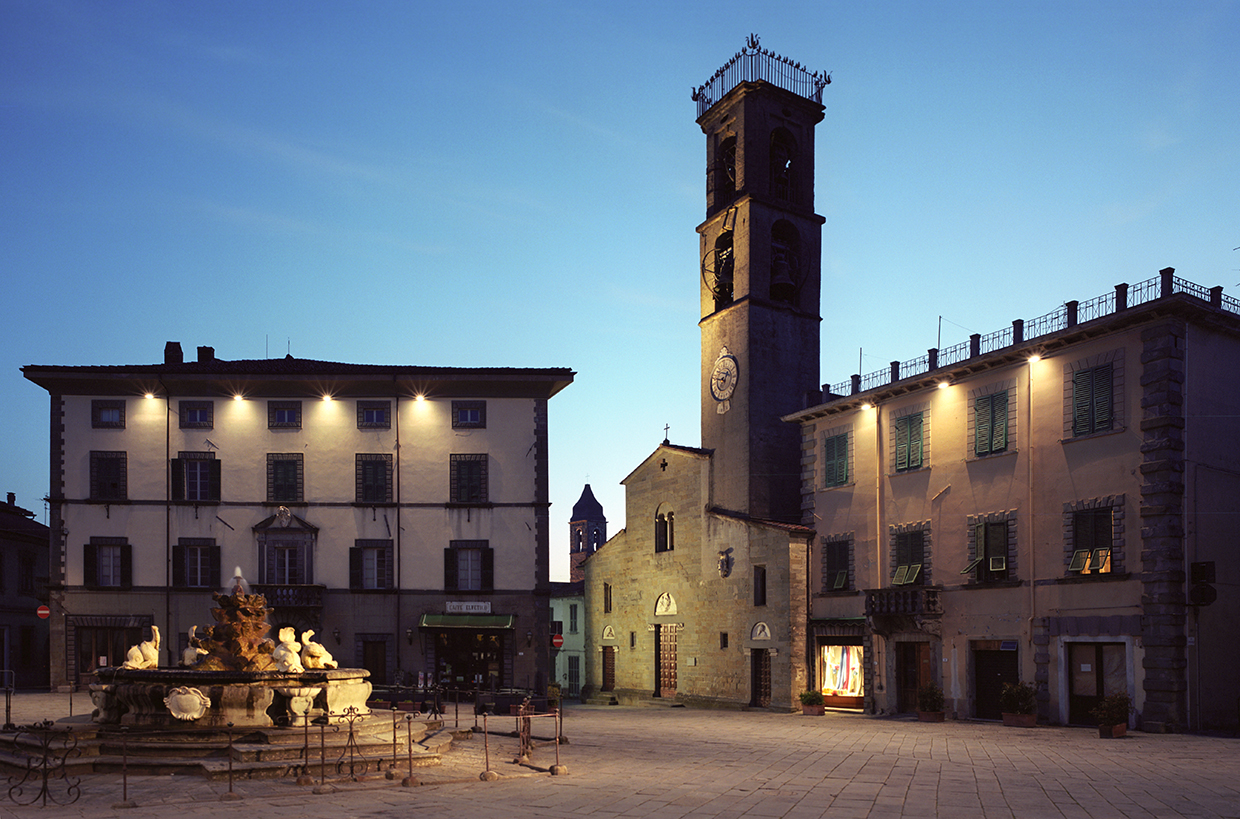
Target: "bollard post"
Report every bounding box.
[111,726,137,809]
[401,714,417,787]
[387,706,398,780]
[219,722,242,801]
[296,710,313,785]
[312,720,336,794]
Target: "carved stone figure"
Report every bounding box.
[272,627,305,673]
[123,625,160,669]
[181,625,209,667]
[300,630,338,670]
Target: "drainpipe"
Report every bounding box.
[872,400,885,710]
[163,379,172,668]
[1026,359,1036,689]
[394,375,403,681]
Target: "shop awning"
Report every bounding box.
[419,614,514,629]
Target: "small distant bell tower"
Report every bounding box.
[569,484,607,583]
[693,35,829,523]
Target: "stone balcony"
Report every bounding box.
[864,586,943,618]
[251,584,325,608]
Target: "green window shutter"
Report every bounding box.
[975,395,993,455]
[350,547,363,590]
[991,391,1008,452]
[823,434,847,486]
[443,548,457,590]
[481,548,494,591]
[907,413,923,469]
[894,418,910,471]
[1093,364,1112,432]
[172,544,186,587]
[171,459,185,501]
[208,545,221,589]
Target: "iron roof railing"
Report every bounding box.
[693,35,830,117]
[826,270,1230,400]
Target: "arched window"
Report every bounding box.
[718,136,737,201]
[770,128,796,201]
[770,220,801,304]
[654,508,675,553]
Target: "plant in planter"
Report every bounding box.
[999,681,1038,727]
[1090,693,1131,738]
[917,683,945,722]
[799,690,825,716]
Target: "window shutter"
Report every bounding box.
[481,547,494,590]
[208,460,222,501]
[1093,364,1112,431]
[208,544,221,589]
[444,548,457,590]
[171,459,185,501]
[84,543,97,586]
[1073,370,1093,435]
[383,544,394,589]
[974,522,986,566]
[120,544,133,589]
[172,544,186,587]
[894,418,909,471]
[908,414,923,469]
[992,392,1007,451]
[350,547,362,590]
[975,395,992,455]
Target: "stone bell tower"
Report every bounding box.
[693,35,828,523]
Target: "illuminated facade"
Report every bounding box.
[24,345,572,692]
[788,272,1240,731]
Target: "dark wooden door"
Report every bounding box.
[897,641,932,713]
[750,649,771,707]
[655,624,678,697]
[974,649,1018,720]
[362,640,387,687]
[601,646,615,691]
[1068,642,1125,724]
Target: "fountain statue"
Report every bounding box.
[89,570,370,727]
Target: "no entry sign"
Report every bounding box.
[551,633,564,649]
[36,605,50,619]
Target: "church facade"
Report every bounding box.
[582,40,827,709]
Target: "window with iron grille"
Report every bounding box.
[268,400,301,429]
[267,453,303,503]
[90,451,127,501]
[92,400,125,429]
[449,454,487,503]
[355,454,393,504]
[452,401,486,429]
[357,400,391,429]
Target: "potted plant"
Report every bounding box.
[1090,693,1131,738]
[799,690,825,716]
[999,681,1038,727]
[917,683,945,722]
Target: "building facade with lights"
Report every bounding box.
[23,344,573,693]
[787,271,1240,731]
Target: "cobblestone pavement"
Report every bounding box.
[2,693,1238,819]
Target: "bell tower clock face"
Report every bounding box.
[710,347,739,413]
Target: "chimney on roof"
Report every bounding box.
[198,346,215,363]
[5,492,14,507]
[165,341,183,365]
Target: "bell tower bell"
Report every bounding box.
[694,37,828,523]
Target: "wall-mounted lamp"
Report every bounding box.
[525,630,533,647]
[331,628,341,645]
[406,627,414,646]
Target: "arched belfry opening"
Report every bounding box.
[769,220,802,305]
[569,484,607,583]
[770,127,796,203]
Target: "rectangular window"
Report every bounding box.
[603,582,613,613]
[357,400,391,429]
[720,632,729,649]
[172,452,221,502]
[179,401,213,429]
[1070,508,1113,575]
[452,400,487,429]
[90,451,127,501]
[1072,364,1113,436]
[894,413,924,472]
[444,540,493,591]
[823,432,849,487]
[822,537,850,592]
[350,540,394,590]
[753,565,767,606]
[84,539,131,588]
[174,539,220,589]
[355,454,393,503]
[569,603,578,634]
[974,391,1008,455]
[268,400,302,429]
[260,536,312,584]
[893,530,925,586]
[267,454,303,503]
[972,521,1009,582]
[567,655,581,697]
[19,552,36,595]
[272,545,301,584]
[92,399,125,428]
[449,454,488,503]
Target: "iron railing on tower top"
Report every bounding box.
[693,35,830,117]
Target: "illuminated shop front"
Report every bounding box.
[812,619,868,710]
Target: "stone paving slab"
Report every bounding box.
[1,694,1239,819]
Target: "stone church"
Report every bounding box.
[582,39,828,709]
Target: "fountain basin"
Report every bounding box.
[90,667,371,728]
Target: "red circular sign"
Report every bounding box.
[36,605,50,619]
[551,634,564,649]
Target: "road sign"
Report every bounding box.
[551,633,564,649]
[36,605,50,619]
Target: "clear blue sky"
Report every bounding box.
[3,1,1238,581]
